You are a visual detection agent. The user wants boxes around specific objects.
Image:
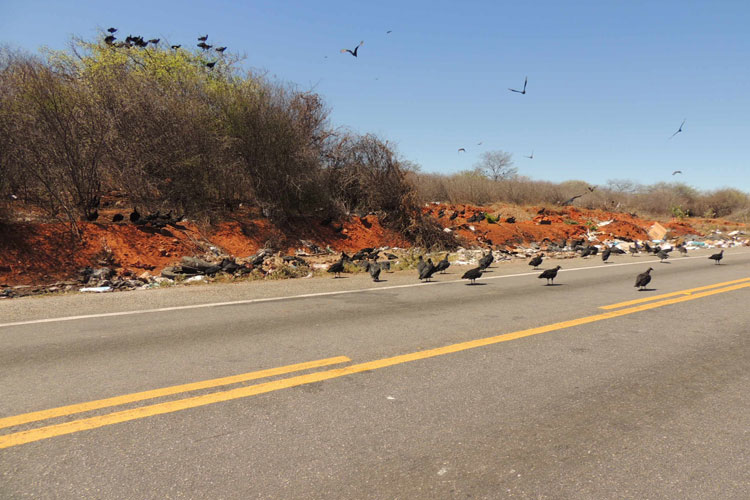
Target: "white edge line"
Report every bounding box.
[2,251,748,329]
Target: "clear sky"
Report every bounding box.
[2,0,749,191]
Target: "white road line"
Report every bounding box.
[1,251,747,329]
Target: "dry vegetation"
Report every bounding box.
[0,35,452,247]
[408,171,750,223]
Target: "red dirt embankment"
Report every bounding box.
[0,204,740,286]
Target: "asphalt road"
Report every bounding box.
[2,248,749,499]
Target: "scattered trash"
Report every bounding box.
[647,222,668,241]
[80,286,112,293]
[185,275,205,283]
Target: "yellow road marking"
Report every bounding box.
[2,281,749,449]
[0,356,350,431]
[599,277,750,310]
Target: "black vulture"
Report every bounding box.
[147,38,160,44]
[629,245,638,256]
[171,45,181,49]
[416,255,426,275]
[198,34,208,41]
[635,267,653,290]
[215,46,227,53]
[205,61,217,69]
[419,259,437,282]
[528,253,544,269]
[508,76,527,94]
[104,35,116,45]
[462,267,483,285]
[107,27,117,33]
[601,247,612,263]
[478,252,493,270]
[643,241,652,253]
[386,253,398,260]
[708,250,724,264]
[340,251,352,262]
[327,259,346,278]
[378,260,391,272]
[366,261,381,282]
[112,213,124,222]
[669,119,686,139]
[86,210,99,222]
[341,41,364,57]
[449,211,459,221]
[435,254,451,274]
[677,245,688,255]
[505,216,516,223]
[580,246,595,258]
[657,249,669,262]
[538,266,562,285]
[129,208,140,223]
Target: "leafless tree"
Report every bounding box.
[474,150,517,181]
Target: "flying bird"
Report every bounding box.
[561,194,583,206]
[509,76,528,94]
[457,148,466,153]
[107,27,117,33]
[587,186,596,192]
[198,34,208,41]
[525,150,534,159]
[669,119,686,139]
[386,30,392,34]
[635,267,653,290]
[341,41,364,57]
[477,142,483,146]
[672,170,682,175]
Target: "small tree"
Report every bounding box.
[474,150,517,181]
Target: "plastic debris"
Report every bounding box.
[79,286,112,293]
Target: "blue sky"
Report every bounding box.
[3,0,749,191]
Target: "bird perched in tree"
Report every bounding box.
[341,41,364,57]
[478,251,494,270]
[419,259,437,282]
[366,261,381,282]
[669,119,686,139]
[435,254,451,274]
[198,34,208,41]
[509,76,528,94]
[538,266,562,285]
[107,27,117,33]
[205,61,217,69]
[601,247,612,263]
[708,250,724,264]
[327,259,346,278]
[635,268,653,290]
[462,267,483,285]
[147,38,160,45]
[657,249,669,262]
[528,253,544,269]
[104,35,116,45]
[129,208,140,223]
[171,44,181,49]
[215,46,227,53]
[198,42,213,50]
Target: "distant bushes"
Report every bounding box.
[408,171,750,221]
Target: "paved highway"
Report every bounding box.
[1,249,749,499]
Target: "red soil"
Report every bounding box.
[0,204,740,286]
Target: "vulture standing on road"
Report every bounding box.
[657,249,669,262]
[366,261,381,282]
[327,259,346,278]
[478,251,494,270]
[435,254,451,274]
[528,254,544,269]
[601,247,612,263]
[635,268,653,290]
[462,267,483,285]
[416,255,426,275]
[538,266,562,285]
[708,250,724,264]
[419,259,437,282]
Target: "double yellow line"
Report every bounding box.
[2,277,749,449]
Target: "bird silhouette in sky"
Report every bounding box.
[107,27,117,33]
[341,41,364,57]
[587,185,596,192]
[198,34,208,41]
[509,76,528,94]
[525,150,534,159]
[669,119,686,139]
[215,46,227,53]
[386,30,392,34]
[458,148,466,153]
[672,170,683,175]
[477,141,483,145]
